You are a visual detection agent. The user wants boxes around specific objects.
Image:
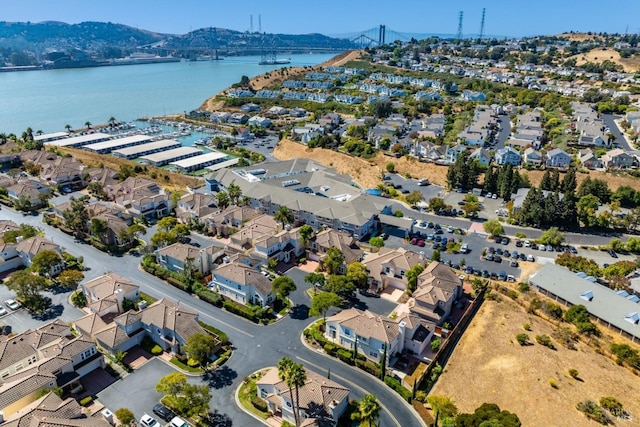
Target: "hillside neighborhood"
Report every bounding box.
[2,31,640,427]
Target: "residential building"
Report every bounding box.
[210,261,274,307]
[253,227,305,264]
[545,148,572,168]
[494,146,521,165]
[80,273,140,317]
[469,147,491,166]
[2,392,111,427]
[307,229,363,274]
[325,308,435,363]
[175,192,217,224]
[601,149,635,170]
[413,261,463,324]
[523,147,543,166]
[248,116,272,128]
[155,243,224,277]
[202,205,263,237]
[579,149,601,169]
[0,320,105,417]
[363,247,425,292]
[7,180,51,209]
[257,367,350,426]
[15,236,64,276]
[106,177,170,221]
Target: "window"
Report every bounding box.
[80,347,96,361]
[15,363,23,371]
[27,356,37,365]
[369,350,378,358]
[260,389,267,399]
[1,371,8,379]
[357,335,368,344]
[344,328,350,336]
[237,284,242,290]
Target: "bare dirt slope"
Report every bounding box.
[431,297,640,426]
[570,48,640,73]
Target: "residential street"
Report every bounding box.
[0,206,423,427]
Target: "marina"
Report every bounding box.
[83,134,152,154]
[44,132,112,148]
[169,151,229,173]
[138,146,203,167]
[112,139,182,160]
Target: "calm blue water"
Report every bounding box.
[0,53,338,135]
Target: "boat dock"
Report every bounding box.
[169,151,228,173]
[112,139,182,160]
[138,146,202,167]
[83,134,153,154]
[44,132,112,148]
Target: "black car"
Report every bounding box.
[519,253,526,260]
[435,229,443,234]
[464,265,473,274]
[153,403,176,422]
[481,269,490,278]
[515,240,523,247]
[427,222,434,228]
[608,249,618,258]
[503,250,511,258]
[494,255,502,263]
[510,260,519,267]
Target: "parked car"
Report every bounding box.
[427,222,434,228]
[546,244,553,251]
[464,266,473,274]
[494,255,502,263]
[498,270,507,281]
[501,238,509,245]
[527,254,535,262]
[485,253,494,262]
[570,246,578,254]
[169,417,190,427]
[140,414,160,427]
[380,232,389,240]
[511,251,519,259]
[488,247,496,254]
[519,253,526,261]
[530,243,538,250]
[515,240,523,247]
[434,229,444,234]
[5,299,21,311]
[510,260,519,267]
[410,238,418,245]
[503,250,511,258]
[417,240,425,247]
[490,272,498,279]
[492,193,498,199]
[524,240,531,248]
[507,274,516,282]
[495,248,504,255]
[0,306,7,316]
[608,249,618,258]
[447,226,454,233]
[481,269,490,278]
[153,404,176,422]
[539,245,547,252]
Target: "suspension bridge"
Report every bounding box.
[349,25,414,48]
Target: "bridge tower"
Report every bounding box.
[479,8,486,40]
[250,15,254,33]
[456,11,464,40]
[378,25,386,46]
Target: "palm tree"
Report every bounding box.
[277,358,297,425]
[64,124,72,133]
[215,191,230,210]
[274,206,294,229]
[289,362,307,427]
[227,182,242,205]
[84,121,92,129]
[357,394,381,427]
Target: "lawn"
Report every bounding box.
[430,296,640,426]
[238,373,269,420]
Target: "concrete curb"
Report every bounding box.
[234,369,271,426]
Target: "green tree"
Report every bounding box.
[183,333,218,367]
[455,402,521,427]
[87,181,108,200]
[62,197,89,236]
[150,231,177,248]
[483,219,504,237]
[277,358,299,427]
[155,372,187,398]
[181,383,211,417]
[405,190,425,207]
[227,182,242,205]
[347,261,369,289]
[561,167,577,194]
[71,290,87,307]
[115,408,135,426]
[324,275,355,299]
[2,224,41,243]
[406,263,425,292]
[432,248,441,262]
[215,191,230,209]
[274,206,294,228]
[30,249,62,276]
[428,197,446,212]
[599,396,624,417]
[309,291,343,322]
[13,194,32,212]
[57,269,84,289]
[90,218,108,242]
[369,236,384,248]
[320,247,345,275]
[6,270,48,310]
[427,394,458,427]
[272,276,297,300]
[353,394,382,427]
[157,216,177,232]
[304,272,326,291]
[370,100,393,118]
[299,224,314,248]
[386,162,396,173]
[577,194,601,227]
[539,227,564,247]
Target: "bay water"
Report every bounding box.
[0,53,338,135]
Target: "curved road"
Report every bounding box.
[0,207,423,426]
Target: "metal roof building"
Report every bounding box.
[83,134,152,154]
[112,139,182,159]
[34,131,69,143]
[138,147,202,167]
[530,263,640,342]
[44,132,112,148]
[169,151,227,172]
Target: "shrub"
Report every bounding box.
[548,378,558,388]
[384,376,412,402]
[599,396,624,417]
[515,333,529,346]
[187,358,200,368]
[196,288,223,307]
[323,343,338,355]
[166,276,191,293]
[337,349,354,364]
[223,300,258,323]
[553,327,578,350]
[251,396,268,412]
[518,282,530,293]
[151,345,163,356]
[568,368,579,379]
[430,339,442,351]
[198,321,230,345]
[79,396,93,406]
[576,400,609,425]
[522,323,531,331]
[536,334,555,349]
[71,290,87,308]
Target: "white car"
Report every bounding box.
[5,299,21,311]
[524,240,531,248]
[0,306,7,316]
[140,414,160,427]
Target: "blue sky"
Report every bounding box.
[3,0,639,38]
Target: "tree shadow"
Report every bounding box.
[203,410,233,427]
[288,304,309,320]
[48,284,74,295]
[203,365,237,389]
[32,303,63,321]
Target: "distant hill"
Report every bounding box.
[0,21,354,61]
[0,21,168,51]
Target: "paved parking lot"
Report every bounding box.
[97,358,179,421]
[0,282,85,334]
[385,173,444,201]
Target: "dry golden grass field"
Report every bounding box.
[570,48,640,73]
[431,296,640,426]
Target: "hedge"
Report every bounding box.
[251,396,268,412]
[196,288,223,307]
[79,396,93,406]
[223,300,258,323]
[384,376,412,402]
[323,342,338,356]
[337,349,354,364]
[166,276,191,293]
[198,321,230,345]
[356,359,381,377]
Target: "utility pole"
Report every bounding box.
[479,8,486,40]
[456,11,464,41]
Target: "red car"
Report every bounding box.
[417,240,425,247]
[410,238,418,245]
